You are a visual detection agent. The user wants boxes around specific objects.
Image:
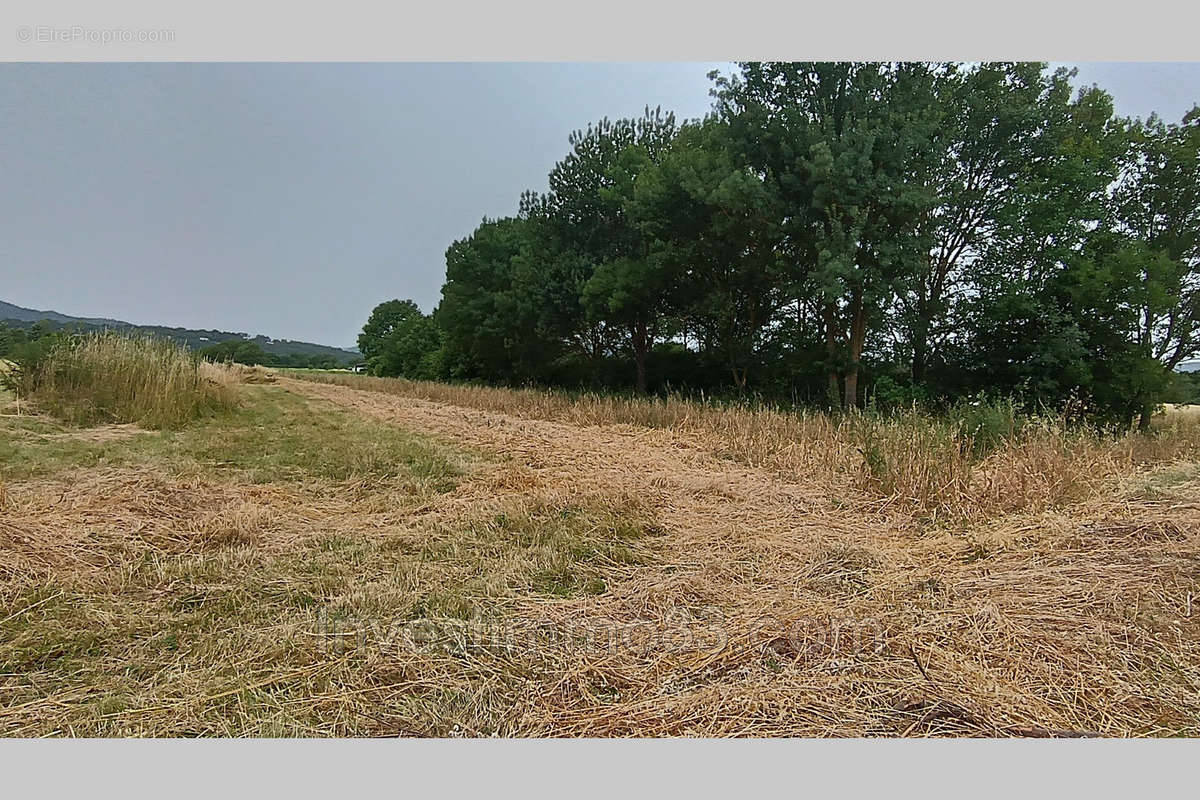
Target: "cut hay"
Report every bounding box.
[292,372,1200,521]
[2,376,1199,737]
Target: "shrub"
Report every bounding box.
[4,332,237,428]
[948,395,1023,456]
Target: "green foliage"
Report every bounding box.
[437,217,546,382]
[199,339,269,366]
[357,65,1199,429]
[198,339,345,370]
[867,375,928,412]
[373,308,443,380]
[0,324,68,393]
[1165,371,1200,405]
[357,299,424,374]
[947,396,1023,456]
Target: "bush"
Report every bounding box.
[4,332,237,428]
[867,374,929,412]
[947,395,1023,456]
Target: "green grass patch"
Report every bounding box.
[0,385,466,486]
[1124,461,1200,499]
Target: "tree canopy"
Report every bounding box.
[358,63,1200,428]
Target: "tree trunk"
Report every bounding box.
[911,337,928,384]
[911,297,929,385]
[843,370,859,410]
[822,300,841,408]
[730,365,748,391]
[1137,400,1153,432]
[632,319,649,394]
[844,289,867,409]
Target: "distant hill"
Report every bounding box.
[0,300,127,327]
[0,299,360,366]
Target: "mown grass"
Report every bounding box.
[5,369,1200,737]
[292,371,1200,519]
[0,385,464,486]
[2,332,236,429]
[0,373,670,735]
[0,488,660,736]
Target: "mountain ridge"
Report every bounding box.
[0,299,360,365]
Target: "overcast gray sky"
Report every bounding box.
[2,62,1198,347]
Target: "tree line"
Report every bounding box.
[196,338,352,370]
[358,62,1200,428]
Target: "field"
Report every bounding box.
[3,363,1200,736]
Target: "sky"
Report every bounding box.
[2,62,1198,348]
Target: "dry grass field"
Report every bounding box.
[3,359,1200,736]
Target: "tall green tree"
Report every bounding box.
[358,299,425,375]
[714,62,940,407]
[538,108,679,391]
[900,63,1075,387]
[626,118,786,389]
[1104,106,1200,426]
[373,310,443,379]
[437,216,554,382]
[956,75,1126,412]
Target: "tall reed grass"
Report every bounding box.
[3,332,238,429]
[293,371,1200,519]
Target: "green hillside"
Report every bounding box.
[0,300,360,367]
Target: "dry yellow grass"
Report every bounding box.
[7,333,238,428]
[293,372,1200,521]
[3,373,1199,737]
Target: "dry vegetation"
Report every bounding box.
[293,371,1200,520]
[2,332,237,429]
[3,358,1200,736]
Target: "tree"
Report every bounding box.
[900,63,1075,388]
[1055,238,1176,425]
[626,118,786,390]
[358,299,424,375]
[200,339,269,365]
[955,75,1126,414]
[1101,106,1200,426]
[437,217,551,382]
[0,323,29,358]
[539,108,679,391]
[374,311,443,379]
[715,62,940,407]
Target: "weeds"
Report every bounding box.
[3,332,236,429]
